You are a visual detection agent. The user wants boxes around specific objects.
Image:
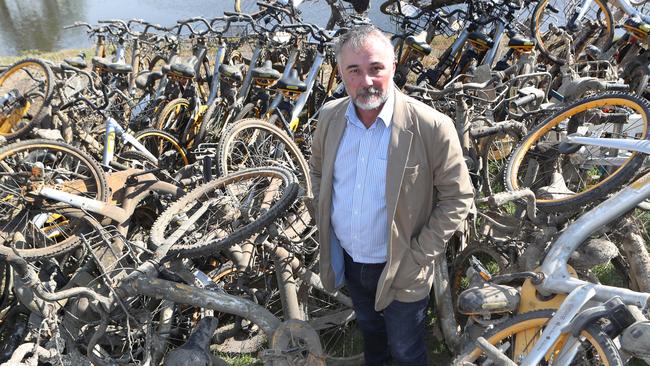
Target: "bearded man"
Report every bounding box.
[308,25,474,365]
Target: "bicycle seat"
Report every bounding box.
[276,69,307,93]
[135,70,163,89]
[405,35,432,56]
[64,56,87,69]
[251,60,281,81]
[219,64,243,82]
[91,57,133,73]
[507,34,535,52]
[457,283,520,315]
[468,32,494,51]
[623,17,650,39]
[169,62,196,78]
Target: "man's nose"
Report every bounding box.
[361,73,373,87]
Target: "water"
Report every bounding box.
[0,0,392,56]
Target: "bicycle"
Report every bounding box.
[455,142,650,363]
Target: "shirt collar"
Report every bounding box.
[345,83,395,129]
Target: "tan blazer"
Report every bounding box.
[309,89,474,311]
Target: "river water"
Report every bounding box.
[0,0,392,56]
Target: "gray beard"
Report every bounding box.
[350,87,389,111]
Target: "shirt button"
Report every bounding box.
[354,210,358,215]
[357,184,361,188]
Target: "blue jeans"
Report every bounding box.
[343,250,429,366]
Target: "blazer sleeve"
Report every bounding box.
[415,114,474,258]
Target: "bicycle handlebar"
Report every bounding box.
[6,252,112,311]
[63,21,93,30]
[176,17,213,36]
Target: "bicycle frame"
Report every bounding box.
[570,0,650,27]
[103,116,157,166]
[479,135,650,365]
[537,135,650,309]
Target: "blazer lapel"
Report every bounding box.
[320,99,349,221]
[386,90,413,223]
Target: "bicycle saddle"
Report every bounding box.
[91,57,133,73]
[457,283,520,315]
[251,60,281,81]
[276,69,307,93]
[468,32,494,50]
[218,64,243,82]
[405,35,432,56]
[135,70,163,89]
[63,56,87,69]
[507,34,535,51]
[168,57,197,79]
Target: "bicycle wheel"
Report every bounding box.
[232,102,259,122]
[0,139,108,260]
[218,118,313,240]
[301,283,364,364]
[0,58,54,140]
[531,0,613,65]
[505,92,650,212]
[456,309,623,365]
[481,130,524,197]
[156,97,191,136]
[195,98,229,145]
[133,128,190,173]
[218,118,311,195]
[149,166,299,258]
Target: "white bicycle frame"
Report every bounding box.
[570,0,650,27]
[102,116,157,166]
[487,135,650,365]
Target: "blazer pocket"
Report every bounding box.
[403,164,420,185]
[392,251,426,289]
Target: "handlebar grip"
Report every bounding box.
[403,84,430,93]
[486,189,533,207]
[513,93,537,107]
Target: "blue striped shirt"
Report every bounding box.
[330,89,395,263]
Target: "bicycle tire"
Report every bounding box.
[195,98,227,145]
[232,102,258,122]
[0,58,55,140]
[481,130,524,197]
[0,139,107,260]
[457,309,623,365]
[531,0,613,65]
[133,128,190,171]
[504,92,650,212]
[218,118,313,240]
[149,166,299,258]
[218,118,311,195]
[155,97,191,135]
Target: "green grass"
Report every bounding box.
[219,354,261,366]
[0,48,93,66]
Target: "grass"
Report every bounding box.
[0,48,93,67]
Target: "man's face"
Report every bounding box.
[338,37,395,111]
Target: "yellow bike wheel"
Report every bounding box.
[458,309,622,365]
[505,92,650,212]
[133,128,189,174]
[0,58,54,140]
[531,0,613,65]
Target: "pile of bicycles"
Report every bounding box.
[2,0,650,364]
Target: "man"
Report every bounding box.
[309,25,473,365]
